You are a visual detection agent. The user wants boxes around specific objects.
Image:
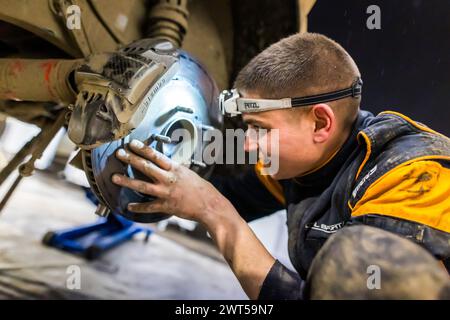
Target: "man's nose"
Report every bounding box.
[244,129,258,153]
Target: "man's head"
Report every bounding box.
[234,33,361,179]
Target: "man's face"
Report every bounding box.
[242,93,323,180]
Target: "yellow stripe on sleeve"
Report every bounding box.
[351,160,450,233]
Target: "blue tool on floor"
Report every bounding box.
[42,189,152,260]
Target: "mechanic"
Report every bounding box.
[111,33,450,299]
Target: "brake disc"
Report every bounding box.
[82,52,222,223]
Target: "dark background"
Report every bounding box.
[308,0,450,135]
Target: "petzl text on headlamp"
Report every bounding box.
[219,77,363,117]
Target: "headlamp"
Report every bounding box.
[219,77,363,117]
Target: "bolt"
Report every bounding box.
[151,134,172,144]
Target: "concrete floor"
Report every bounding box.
[0,170,246,299]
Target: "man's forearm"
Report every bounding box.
[200,195,276,299]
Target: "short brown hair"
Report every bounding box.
[234,33,361,127]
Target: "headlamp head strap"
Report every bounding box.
[219,77,363,117]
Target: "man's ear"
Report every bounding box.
[311,103,335,143]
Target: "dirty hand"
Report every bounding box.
[113,140,274,301]
[111,139,228,222]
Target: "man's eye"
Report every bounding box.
[247,124,270,132]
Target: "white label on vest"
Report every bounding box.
[310,221,345,234]
[352,165,378,199]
